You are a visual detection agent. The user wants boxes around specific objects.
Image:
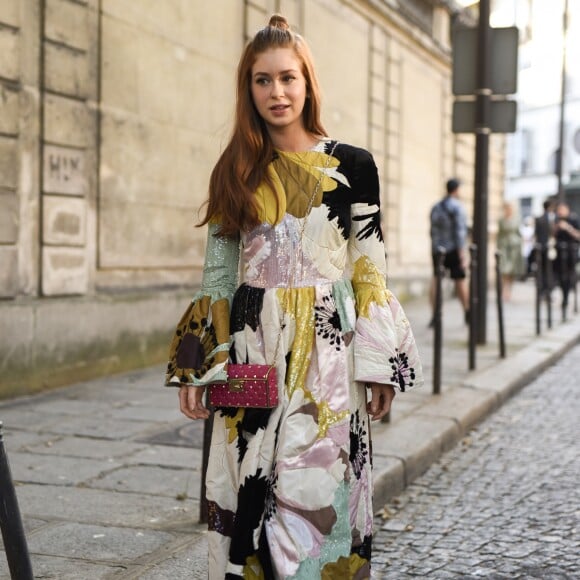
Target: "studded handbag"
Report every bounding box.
[208,364,278,408]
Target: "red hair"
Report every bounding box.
[199,15,328,236]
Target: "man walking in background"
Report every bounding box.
[429,178,470,327]
[534,198,556,294]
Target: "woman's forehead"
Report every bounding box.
[252,47,301,74]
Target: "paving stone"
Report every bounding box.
[25,436,146,459]
[16,483,201,530]
[127,444,203,469]
[9,452,120,486]
[134,535,208,579]
[28,522,174,562]
[0,554,121,580]
[37,414,156,439]
[87,465,200,499]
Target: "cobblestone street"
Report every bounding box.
[372,343,580,579]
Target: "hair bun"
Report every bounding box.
[268,14,289,30]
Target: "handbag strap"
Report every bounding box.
[270,140,339,367]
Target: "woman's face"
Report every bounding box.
[250,47,308,134]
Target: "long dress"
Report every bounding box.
[165,139,423,579]
[497,216,524,277]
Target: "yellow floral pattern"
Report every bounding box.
[255,150,339,224]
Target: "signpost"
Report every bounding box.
[452,2,519,345]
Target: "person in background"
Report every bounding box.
[429,178,470,326]
[553,201,580,319]
[519,215,535,279]
[497,202,524,301]
[534,198,556,293]
[164,15,423,578]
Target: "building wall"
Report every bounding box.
[0,0,505,397]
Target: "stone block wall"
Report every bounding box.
[0,0,505,397]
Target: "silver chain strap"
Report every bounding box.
[270,140,339,367]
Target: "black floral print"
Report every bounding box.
[353,209,384,242]
[389,349,416,391]
[349,410,368,480]
[229,469,269,566]
[264,466,278,521]
[314,294,343,351]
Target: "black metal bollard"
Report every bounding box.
[546,245,554,329]
[534,243,542,335]
[559,242,569,322]
[0,422,34,580]
[198,394,214,525]
[468,244,478,371]
[573,242,579,315]
[495,251,506,359]
[432,248,445,395]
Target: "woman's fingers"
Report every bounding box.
[367,383,396,421]
[179,386,210,420]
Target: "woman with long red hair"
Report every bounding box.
[165,15,423,578]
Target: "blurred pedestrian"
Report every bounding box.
[497,202,524,301]
[553,202,580,318]
[164,14,423,578]
[519,215,535,279]
[429,178,470,326]
[534,198,556,293]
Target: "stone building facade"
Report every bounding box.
[0,0,505,397]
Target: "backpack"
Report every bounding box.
[430,198,459,247]
[430,199,455,230]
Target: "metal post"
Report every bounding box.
[0,422,34,580]
[469,244,478,370]
[473,0,491,345]
[573,242,579,314]
[546,248,553,330]
[495,251,506,358]
[560,242,569,322]
[557,0,569,201]
[535,244,542,335]
[433,248,445,395]
[199,396,214,525]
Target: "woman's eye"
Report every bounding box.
[256,77,270,86]
[282,75,295,83]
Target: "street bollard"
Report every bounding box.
[573,242,579,315]
[559,242,569,322]
[0,422,34,580]
[199,394,214,525]
[468,244,478,371]
[534,244,542,335]
[495,251,506,359]
[432,248,445,395]
[546,245,554,329]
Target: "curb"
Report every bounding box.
[371,318,580,510]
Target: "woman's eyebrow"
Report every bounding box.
[253,68,298,77]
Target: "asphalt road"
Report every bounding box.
[371,343,580,579]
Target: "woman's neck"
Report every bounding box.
[268,127,320,153]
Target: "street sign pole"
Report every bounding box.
[473,0,491,345]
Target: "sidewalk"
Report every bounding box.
[1,280,579,579]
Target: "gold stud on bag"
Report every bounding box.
[209,141,339,409]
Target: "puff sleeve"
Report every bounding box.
[165,223,240,387]
[347,151,423,392]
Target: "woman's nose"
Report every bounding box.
[271,80,284,97]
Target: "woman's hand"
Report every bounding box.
[367,383,396,421]
[179,386,210,420]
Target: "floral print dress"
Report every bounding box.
[165,139,423,579]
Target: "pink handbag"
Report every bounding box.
[209,364,278,408]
